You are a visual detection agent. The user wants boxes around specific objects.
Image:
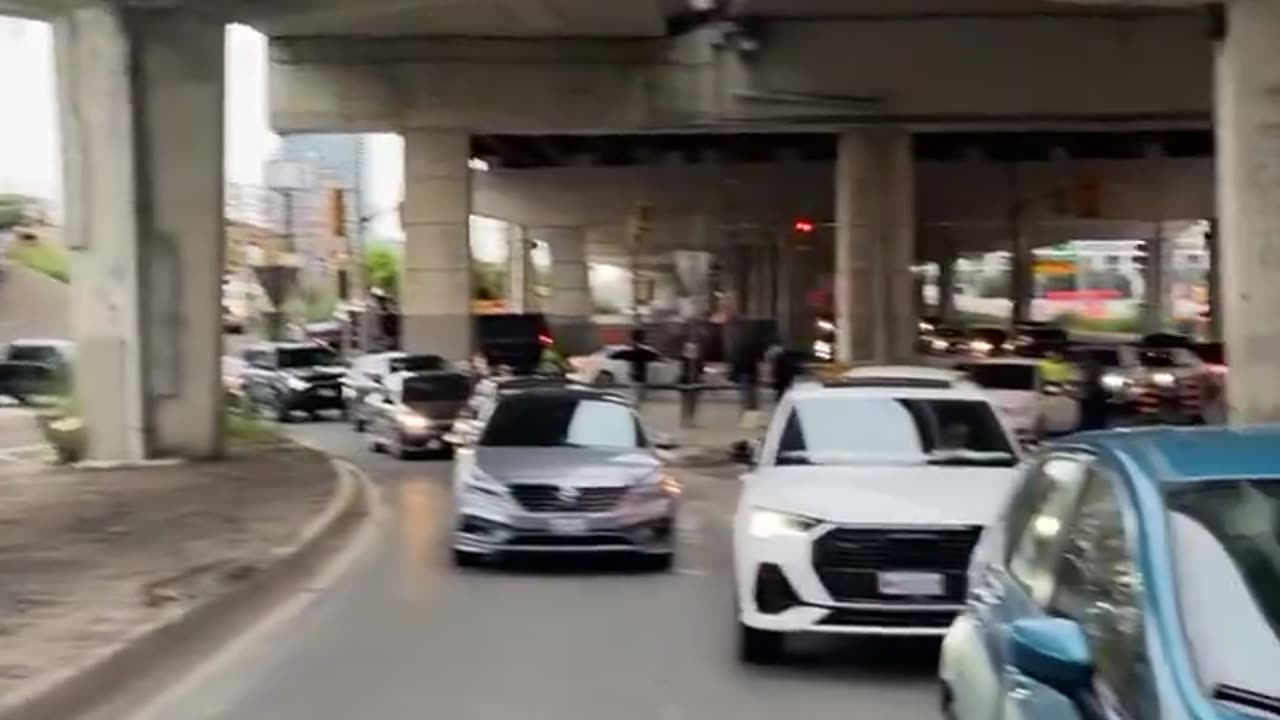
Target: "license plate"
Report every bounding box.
[877,571,944,597]
[550,517,589,535]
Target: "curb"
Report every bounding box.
[0,457,373,720]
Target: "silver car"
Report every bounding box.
[450,387,680,569]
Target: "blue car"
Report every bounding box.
[939,426,1280,720]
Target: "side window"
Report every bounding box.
[1049,468,1155,720]
[1006,455,1089,605]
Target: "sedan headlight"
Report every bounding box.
[930,338,948,351]
[285,376,311,391]
[465,470,508,499]
[631,471,682,500]
[747,508,821,539]
[398,412,430,433]
[1152,372,1176,387]
[970,340,993,354]
[1101,373,1129,391]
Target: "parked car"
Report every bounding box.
[920,325,971,355]
[1131,345,1206,424]
[0,338,74,405]
[1010,323,1069,358]
[345,352,447,428]
[964,326,1016,358]
[731,379,1021,663]
[240,342,347,422]
[568,344,681,387]
[364,370,472,458]
[1067,345,1144,411]
[450,387,680,568]
[959,358,1080,440]
[940,426,1280,720]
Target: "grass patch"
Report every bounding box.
[225,403,285,447]
[8,240,70,283]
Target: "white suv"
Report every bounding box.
[732,381,1023,663]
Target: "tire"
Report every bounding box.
[738,622,785,664]
[595,371,616,387]
[452,548,484,568]
[641,553,674,572]
[369,435,384,453]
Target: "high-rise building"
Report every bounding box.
[266,134,370,274]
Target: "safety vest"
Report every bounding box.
[537,348,567,375]
[1038,358,1077,385]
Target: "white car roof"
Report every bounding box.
[788,383,992,404]
[10,338,72,348]
[842,364,969,381]
[963,358,1040,368]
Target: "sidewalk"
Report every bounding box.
[0,446,336,704]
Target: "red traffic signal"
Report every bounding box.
[793,219,815,234]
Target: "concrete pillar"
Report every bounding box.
[1010,236,1032,324]
[937,250,957,321]
[507,224,528,313]
[1214,0,1280,422]
[544,228,594,354]
[55,4,224,461]
[402,131,472,360]
[1141,226,1167,334]
[835,129,915,364]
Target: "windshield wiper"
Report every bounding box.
[926,449,1017,466]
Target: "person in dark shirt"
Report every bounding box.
[1078,355,1110,431]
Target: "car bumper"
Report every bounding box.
[453,496,676,556]
[283,388,346,411]
[734,530,966,637]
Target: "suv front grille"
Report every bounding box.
[509,484,626,513]
[812,527,981,603]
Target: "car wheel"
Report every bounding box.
[595,371,616,387]
[737,622,784,664]
[452,548,484,568]
[641,553,674,572]
[369,435,384,453]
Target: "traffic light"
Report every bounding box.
[328,188,347,238]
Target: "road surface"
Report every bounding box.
[127,420,940,720]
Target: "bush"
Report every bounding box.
[366,245,400,298]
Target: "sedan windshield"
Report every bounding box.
[480,395,645,449]
[1169,480,1280,645]
[278,346,339,368]
[775,396,1015,466]
[964,363,1036,391]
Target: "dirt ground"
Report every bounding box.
[0,446,334,697]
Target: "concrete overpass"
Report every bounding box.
[8,0,1280,460]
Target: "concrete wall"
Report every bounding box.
[270,14,1210,133]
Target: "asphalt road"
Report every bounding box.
[125,419,941,720]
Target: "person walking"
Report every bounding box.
[678,326,704,428]
[734,334,763,428]
[1077,354,1110,431]
[615,327,654,408]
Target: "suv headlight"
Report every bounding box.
[398,412,429,433]
[747,508,821,539]
[285,376,311,391]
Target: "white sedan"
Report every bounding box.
[959,358,1080,439]
[568,345,681,387]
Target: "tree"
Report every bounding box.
[365,245,400,298]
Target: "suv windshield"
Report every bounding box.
[1168,480,1280,644]
[6,345,62,365]
[1138,349,1191,369]
[480,395,645,449]
[402,374,471,403]
[776,395,1015,466]
[278,346,339,368]
[964,363,1035,391]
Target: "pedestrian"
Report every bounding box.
[1078,354,1110,431]
[679,326,704,428]
[734,334,762,427]
[769,340,800,402]
[619,327,653,408]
